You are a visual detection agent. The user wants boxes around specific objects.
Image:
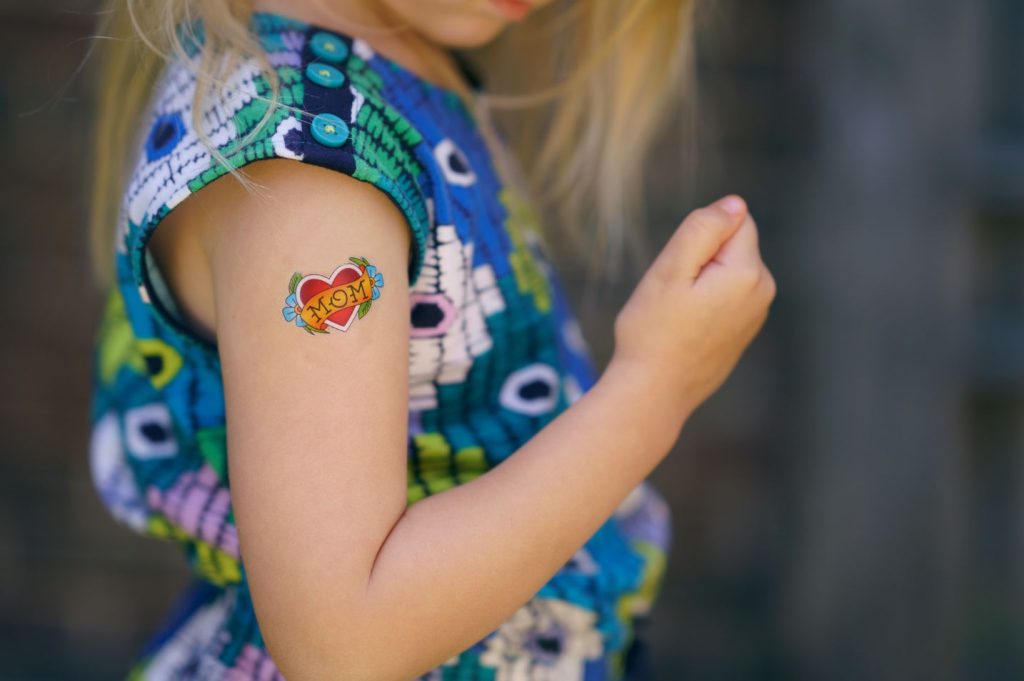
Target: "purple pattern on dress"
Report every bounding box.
[146,463,240,557]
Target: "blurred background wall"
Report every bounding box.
[1,0,1022,679]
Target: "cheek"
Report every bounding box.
[383,0,509,48]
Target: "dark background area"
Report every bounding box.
[1,1,1022,679]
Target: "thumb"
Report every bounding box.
[675,195,748,281]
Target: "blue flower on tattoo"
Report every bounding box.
[282,292,307,327]
[367,264,384,300]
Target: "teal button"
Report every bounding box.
[310,32,349,63]
[305,62,345,88]
[310,112,349,147]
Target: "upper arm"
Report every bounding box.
[198,158,412,677]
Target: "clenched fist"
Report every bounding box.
[611,195,777,417]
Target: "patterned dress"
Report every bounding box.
[88,10,672,680]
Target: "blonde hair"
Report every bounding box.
[86,0,696,294]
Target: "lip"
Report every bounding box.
[491,0,533,21]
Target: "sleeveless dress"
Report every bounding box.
[88,10,672,680]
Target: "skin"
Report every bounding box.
[249,0,560,92]
[149,2,777,679]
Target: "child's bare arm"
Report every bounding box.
[200,158,772,680]
[355,355,685,680]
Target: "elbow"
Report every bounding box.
[247,570,416,680]
[263,615,447,681]
[258,606,390,681]
[266,632,423,681]
[264,636,386,681]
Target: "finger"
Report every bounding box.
[712,214,762,270]
[674,195,748,281]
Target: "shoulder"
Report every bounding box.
[124,22,434,289]
[123,22,439,345]
[191,156,416,295]
[150,156,415,342]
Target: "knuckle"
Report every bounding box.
[732,263,763,290]
[761,267,778,299]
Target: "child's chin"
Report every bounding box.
[420,16,510,50]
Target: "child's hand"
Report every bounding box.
[610,195,776,416]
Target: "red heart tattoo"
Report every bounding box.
[286,257,381,334]
[296,263,363,331]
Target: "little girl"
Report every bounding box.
[86,0,775,679]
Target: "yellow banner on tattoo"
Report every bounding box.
[299,272,374,329]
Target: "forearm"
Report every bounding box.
[352,359,688,680]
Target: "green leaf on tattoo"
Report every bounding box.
[357,301,371,319]
[288,272,302,294]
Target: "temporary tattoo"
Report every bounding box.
[282,256,384,334]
